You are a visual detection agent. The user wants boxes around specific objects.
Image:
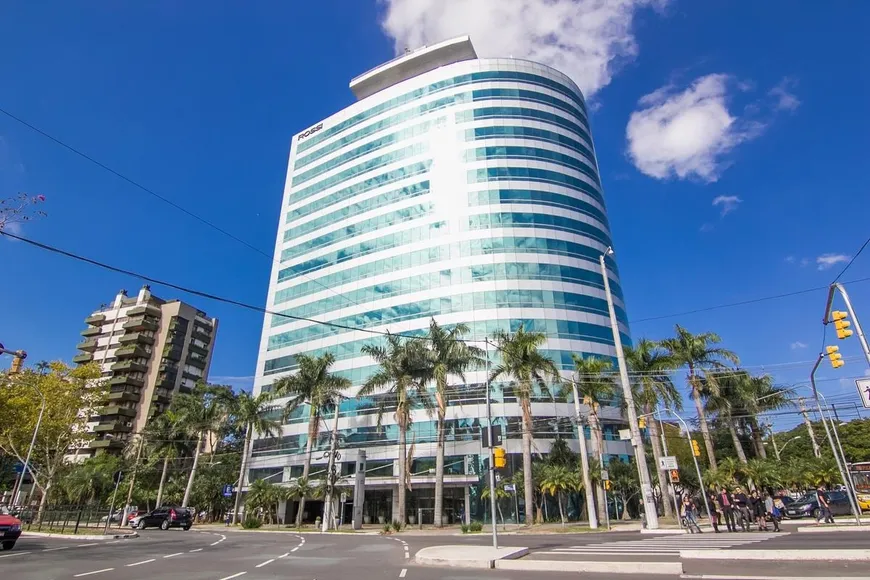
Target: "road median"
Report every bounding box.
[414,545,528,568]
[680,549,870,561]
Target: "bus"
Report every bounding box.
[848,462,870,509]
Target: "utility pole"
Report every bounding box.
[321,402,341,532]
[798,398,822,458]
[484,339,499,549]
[658,417,681,526]
[599,249,659,530]
[570,379,598,529]
[122,436,146,525]
[824,283,870,367]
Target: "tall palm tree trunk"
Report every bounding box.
[433,404,446,527]
[690,375,718,469]
[748,418,767,459]
[232,423,252,525]
[727,415,748,463]
[557,491,567,525]
[182,432,203,507]
[295,409,317,528]
[520,397,535,525]
[397,418,407,524]
[589,413,607,522]
[155,456,170,508]
[647,416,673,519]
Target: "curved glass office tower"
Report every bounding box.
[251,36,631,525]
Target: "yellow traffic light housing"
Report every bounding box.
[832,311,854,340]
[604,480,612,490]
[691,440,701,457]
[493,447,506,469]
[10,355,23,374]
[826,345,845,369]
[638,417,646,429]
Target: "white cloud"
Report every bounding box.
[785,256,796,264]
[699,222,714,233]
[770,77,800,112]
[790,341,808,350]
[712,194,742,216]
[0,220,22,242]
[816,253,850,270]
[626,74,764,181]
[800,258,810,268]
[378,0,669,98]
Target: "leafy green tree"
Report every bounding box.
[539,463,577,525]
[741,375,791,459]
[425,319,483,527]
[661,326,739,469]
[624,338,680,519]
[489,325,560,525]
[608,458,640,520]
[481,483,511,524]
[273,352,350,527]
[359,334,431,524]
[571,353,616,524]
[229,390,280,524]
[59,454,122,505]
[143,410,192,507]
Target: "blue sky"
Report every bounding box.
[1,1,868,432]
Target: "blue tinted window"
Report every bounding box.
[469,166,603,207]
[468,189,608,228]
[456,107,590,149]
[465,126,593,161]
[465,146,600,186]
[288,179,429,222]
[468,211,611,246]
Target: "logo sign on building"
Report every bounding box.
[297,123,324,141]
[856,379,870,409]
[658,456,679,470]
[222,484,233,498]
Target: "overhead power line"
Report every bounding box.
[833,235,870,283]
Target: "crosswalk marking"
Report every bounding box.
[538,532,783,556]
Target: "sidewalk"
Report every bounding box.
[23,530,139,540]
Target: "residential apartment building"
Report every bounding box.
[249,36,631,524]
[71,285,218,458]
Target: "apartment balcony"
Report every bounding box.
[76,338,99,352]
[192,326,212,344]
[166,331,186,346]
[126,304,160,317]
[93,422,132,434]
[123,316,158,332]
[108,390,141,403]
[72,352,94,364]
[169,318,189,332]
[97,405,137,419]
[114,344,149,359]
[109,375,145,389]
[110,360,147,374]
[182,371,202,382]
[152,389,172,403]
[118,332,154,345]
[156,372,177,389]
[162,345,183,362]
[188,343,209,357]
[85,314,106,325]
[80,326,102,338]
[186,354,207,370]
[88,439,125,450]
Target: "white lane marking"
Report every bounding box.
[279,552,290,558]
[404,552,409,559]
[189,548,203,553]
[73,569,115,577]
[399,569,407,578]
[255,558,275,568]
[164,552,183,558]
[210,541,221,546]
[218,573,247,580]
[42,546,72,552]
[126,559,155,567]
[75,543,100,547]
[0,551,31,558]
[291,546,299,552]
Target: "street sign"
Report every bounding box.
[669,470,680,483]
[618,429,631,441]
[600,469,609,481]
[658,456,678,470]
[222,484,233,497]
[340,492,347,503]
[856,379,870,409]
[13,462,24,474]
[503,484,516,493]
[481,425,504,448]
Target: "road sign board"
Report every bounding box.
[600,469,609,481]
[340,492,347,503]
[481,425,504,448]
[222,484,233,497]
[503,484,516,492]
[856,379,870,409]
[618,429,631,441]
[658,456,678,470]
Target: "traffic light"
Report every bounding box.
[638,417,646,429]
[832,311,854,340]
[493,447,506,469]
[691,440,701,457]
[669,470,680,483]
[827,345,845,369]
[9,352,26,374]
[603,480,612,490]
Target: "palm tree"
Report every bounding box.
[623,339,680,519]
[741,375,791,459]
[230,390,281,524]
[143,410,192,508]
[571,353,616,525]
[661,325,739,469]
[359,334,431,525]
[272,352,350,527]
[489,325,560,525]
[173,383,234,507]
[425,319,484,527]
[539,464,577,525]
[480,484,512,525]
[702,370,749,464]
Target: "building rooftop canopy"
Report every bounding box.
[349,35,478,100]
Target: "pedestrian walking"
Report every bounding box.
[767,493,782,532]
[681,495,702,534]
[718,487,736,532]
[732,487,751,532]
[709,492,722,533]
[816,487,834,525]
[750,490,767,531]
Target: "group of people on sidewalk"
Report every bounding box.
[679,486,788,534]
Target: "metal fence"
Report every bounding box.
[14,505,129,535]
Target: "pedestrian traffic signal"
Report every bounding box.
[832,311,854,340]
[669,470,680,483]
[691,440,701,457]
[603,480,612,490]
[826,345,845,369]
[493,447,506,469]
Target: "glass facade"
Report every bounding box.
[250,56,631,494]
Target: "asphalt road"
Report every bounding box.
[5,528,869,579]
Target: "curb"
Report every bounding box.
[23,531,139,540]
[415,546,528,568]
[680,549,870,561]
[497,559,684,575]
[681,575,870,580]
[797,525,869,533]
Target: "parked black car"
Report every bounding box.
[129,506,192,530]
[783,491,853,519]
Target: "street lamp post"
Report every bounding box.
[771,436,801,460]
[655,408,711,523]
[599,248,659,529]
